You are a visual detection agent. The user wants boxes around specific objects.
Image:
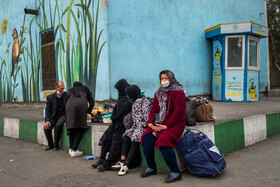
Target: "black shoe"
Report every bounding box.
[164,173,182,183]
[140,169,157,178]
[92,159,104,168]
[54,147,60,151]
[45,147,54,151]
[97,164,111,172]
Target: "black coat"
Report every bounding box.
[45,92,67,122]
[111,94,132,132]
[66,84,94,130]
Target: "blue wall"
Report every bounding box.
[0,0,268,101]
[107,0,268,99]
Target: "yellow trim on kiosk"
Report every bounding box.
[206,21,268,33]
[250,21,268,28]
[205,24,221,32]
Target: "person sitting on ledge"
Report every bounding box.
[140,70,186,183]
[43,81,67,151]
[112,85,152,176]
[92,79,132,172]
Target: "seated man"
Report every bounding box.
[43,81,67,151]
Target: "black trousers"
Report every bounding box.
[101,125,126,169]
[69,128,85,151]
[121,135,140,165]
[99,124,114,160]
[44,116,65,148]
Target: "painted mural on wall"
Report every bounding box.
[247,70,259,101]
[212,39,222,101]
[0,0,106,102]
[225,70,244,101]
[0,18,26,102]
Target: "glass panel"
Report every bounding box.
[227,37,243,67]
[249,40,257,67]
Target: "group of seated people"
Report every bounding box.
[43,70,186,183]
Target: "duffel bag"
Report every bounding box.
[196,102,215,122]
[176,128,226,177]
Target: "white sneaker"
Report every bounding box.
[71,150,83,157]
[69,149,73,155]
[112,161,124,169]
[118,165,129,176]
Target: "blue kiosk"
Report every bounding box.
[205,22,268,102]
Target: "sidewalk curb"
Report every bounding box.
[0,112,280,172]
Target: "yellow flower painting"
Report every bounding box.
[1,18,8,35]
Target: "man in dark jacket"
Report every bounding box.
[92,79,132,171]
[44,81,67,151]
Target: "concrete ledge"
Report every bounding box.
[0,112,280,172]
[266,113,280,137]
[4,118,19,138]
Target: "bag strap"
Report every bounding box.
[186,128,203,134]
[185,128,206,144]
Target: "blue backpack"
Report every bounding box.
[176,128,226,177]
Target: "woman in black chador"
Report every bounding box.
[66,82,94,157]
[92,79,132,171]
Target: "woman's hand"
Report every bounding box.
[148,123,167,132]
[148,123,154,129]
[148,123,160,132]
[154,124,167,131]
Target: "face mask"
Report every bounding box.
[128,98,135,103]
[57,91,63,95]
[161,81,170,88]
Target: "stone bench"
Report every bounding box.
[1,112,280,172]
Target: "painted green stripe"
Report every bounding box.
[61,124,92,155]
[19,119,37,142]
[140,146,170,173]
[214,119,245,155]
[78,126,92,155]
[0,117,4,135]
[61,124,70,149]
[266,113,280,138]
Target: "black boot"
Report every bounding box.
[92,159,104,168]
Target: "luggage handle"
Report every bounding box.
[185,128,205,139]
[182,128,205,149]
[186,128,203,134]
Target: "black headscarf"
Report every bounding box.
[125,85,142,102]
[68,81,95,113]
[114,79,130,95]
[68,82,88,97]
[111,79,132,129]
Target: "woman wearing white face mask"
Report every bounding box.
[140,70,186,183]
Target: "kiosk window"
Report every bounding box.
[248,37,259,70]
[227,37,243,68]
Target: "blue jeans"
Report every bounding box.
[142,132,180,173]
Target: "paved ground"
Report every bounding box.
[1,97,280,123]
[0,134,280,187]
